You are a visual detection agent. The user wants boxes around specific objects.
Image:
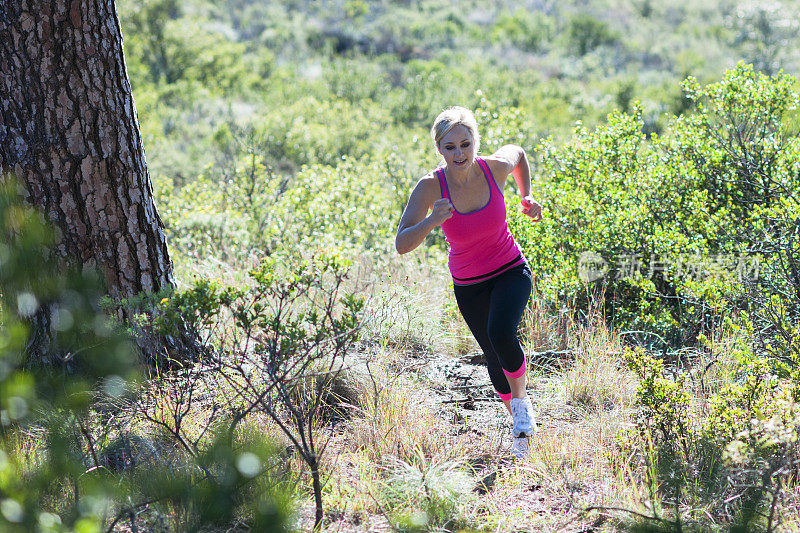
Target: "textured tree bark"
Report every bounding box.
[0,1,189,363]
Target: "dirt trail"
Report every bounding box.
[404,350,578,452]
[390,350,599,531]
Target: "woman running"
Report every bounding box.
[395,106,542,457]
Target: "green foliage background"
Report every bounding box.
[3,0,800,529]
[112,2,800,527]
[118,0,800,339]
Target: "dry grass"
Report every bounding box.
[481,326,643,531]
[320,448,385,518]
[778,483,800,532]
[0,425,48,472]
[479,410,644,532]
[357,252,476,357]
[564,319,637,412]
[172,249,263,289]
[296,284,647,531]
[312,352,493,529]
[305,288,652,532]
[458,294,649,531]
[347,358,480,464]
[523,287,576,353]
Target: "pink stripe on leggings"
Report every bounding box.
[503,356,527,379]
[497,390,512,402]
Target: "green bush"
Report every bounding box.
[510,105,714,341]
[258,95,396,171]
[120,0,269,95]
[159,149,400,270]
[490,9,554,52]
[565,13,619,56]
[0,182,289,532]
[622,334,799,530]
[508,65,798,346]
[144,244,364,529]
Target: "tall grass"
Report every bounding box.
[348,359,477,464]
[564,317,637,412]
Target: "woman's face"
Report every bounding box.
[438,125,475,170]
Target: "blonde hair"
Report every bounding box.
[430,106,480,153]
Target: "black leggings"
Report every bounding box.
[453,263,532,399]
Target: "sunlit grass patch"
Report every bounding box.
[480,412,642,531]
[380,450,478,531]
[778,482,800,531]
[359,252,480,357]
[348,358,477,464]
[1,425,48,473]
[321,449,383,517]
[523,290,577,354]
[563,320,636,412]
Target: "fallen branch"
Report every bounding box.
[581,504,669,523]
[441,397,499,404]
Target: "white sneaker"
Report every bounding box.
[511,436,530,459]
[510,397,536,438]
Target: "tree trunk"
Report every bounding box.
[0,0,190,364]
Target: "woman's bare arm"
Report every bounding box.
[486,145,542,221]
[395,176,453,254]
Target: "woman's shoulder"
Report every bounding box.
[416,170,442,189]
[482,146,523,176]
[410,170,443,199]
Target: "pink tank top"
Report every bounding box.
[437,157,525,285]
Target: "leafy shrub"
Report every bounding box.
[145,245,364,529]
[0,182,289,531]
[381,451,476,531]
[271,159,397,255]
[475,91,537,156]
[565,13,619,56]
[726,3,799,76]
[324,57,392,103]
[490,9,554,52]
[621,338,799,531]
[667,63,800,363]
[258,95,395,171]
[509,105,713,341]
[507,65,798,347]
[385,59,479,127]
[120,0,270,95]
[159,148,400,270]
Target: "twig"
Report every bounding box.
[106,498,159,533]
[581,505,668,523]
[441,397,499,404]
[78,417,99,469]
